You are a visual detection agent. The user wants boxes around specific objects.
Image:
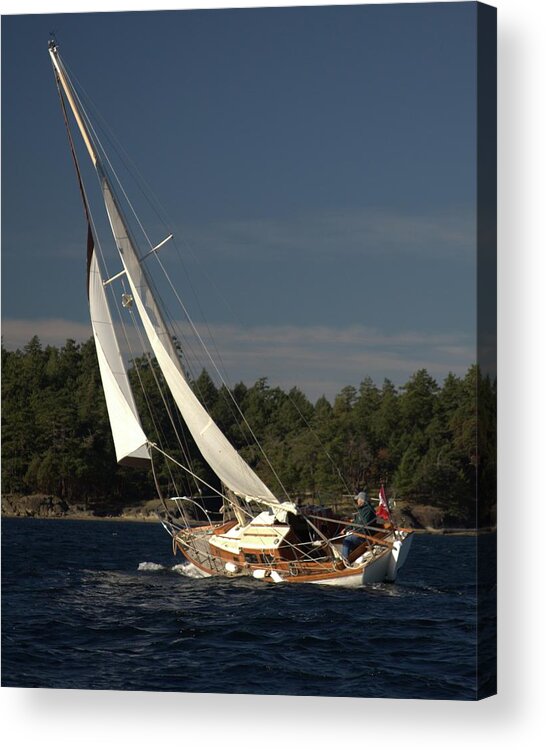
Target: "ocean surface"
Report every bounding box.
[1,518,495,700]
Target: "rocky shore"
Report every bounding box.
[1,493,485,534]
[1,493,160,523]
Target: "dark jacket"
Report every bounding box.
[350,501,376,532]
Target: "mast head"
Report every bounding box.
[48,38,57,53]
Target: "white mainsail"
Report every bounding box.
[101,177,278,503]
[89,249,150,467]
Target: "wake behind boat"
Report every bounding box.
[48,40,413,587]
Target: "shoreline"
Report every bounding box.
[1,511,159,524]
[0,511,492,535]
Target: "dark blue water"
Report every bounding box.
[1,518,494,699]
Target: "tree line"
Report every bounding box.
[1,336,496,526]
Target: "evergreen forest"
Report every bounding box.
[1,336,496,528]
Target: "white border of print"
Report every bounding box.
[1,1,545,750]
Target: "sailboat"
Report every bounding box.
[49,40,413,587]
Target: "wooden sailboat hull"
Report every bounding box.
[170,526,413,587]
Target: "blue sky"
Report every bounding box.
[2,3,478,399]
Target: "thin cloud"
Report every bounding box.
[1,318,92,348]
[2,317,474,399]
[3,206,473,270]
[180,206,475,262]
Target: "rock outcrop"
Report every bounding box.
[2,493,70,518]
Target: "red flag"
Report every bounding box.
[376,484,390,520]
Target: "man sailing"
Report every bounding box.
[342,490,377,564]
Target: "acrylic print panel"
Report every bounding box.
[1,2,496,700]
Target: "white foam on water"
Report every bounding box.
[137,561,210,578]
[172,562,211,579]
[138,562,166,572]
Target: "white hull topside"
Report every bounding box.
[308,535,413,587]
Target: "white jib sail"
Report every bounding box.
[89,249,150,467]
[101,179,278,503]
